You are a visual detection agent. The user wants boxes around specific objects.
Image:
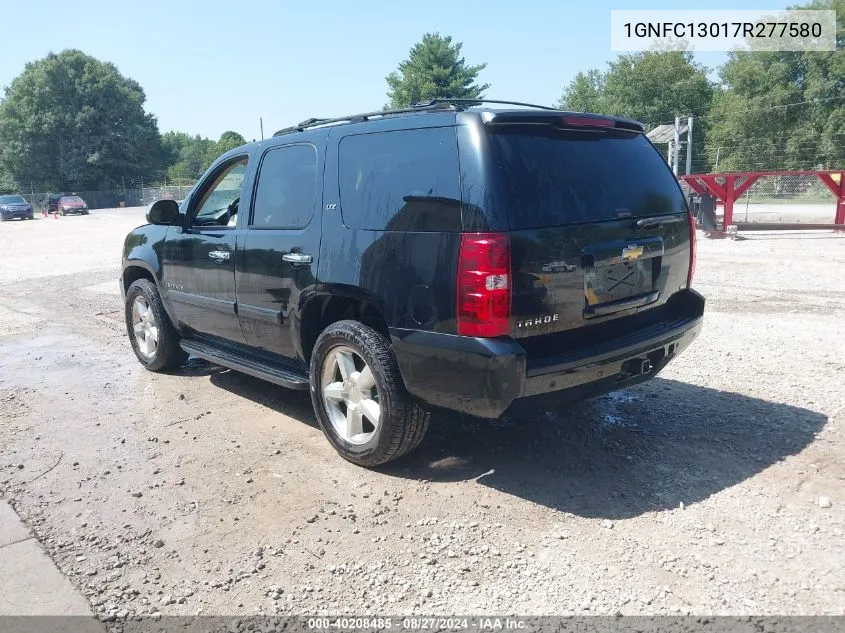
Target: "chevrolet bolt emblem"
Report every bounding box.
[622,244,644,261]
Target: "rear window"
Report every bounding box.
[338,127,461,231]
[489,127,686,229]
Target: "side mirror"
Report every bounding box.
[147,199,180,225]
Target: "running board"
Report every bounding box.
[180,339,310,390]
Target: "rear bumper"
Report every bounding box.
[391,290,704,418]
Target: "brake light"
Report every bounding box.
[562,115,615,128]
[687,210,697,287]
[457,233,511,337]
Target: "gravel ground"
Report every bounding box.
[0,208,843,619]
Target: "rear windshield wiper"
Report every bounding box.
[635,215,684,228]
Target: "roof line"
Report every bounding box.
[271,98,564,137]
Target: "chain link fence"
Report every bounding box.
[20,184,196,211]
[685,173,841,228]
[732,174,839,224]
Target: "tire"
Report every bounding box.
[309,320,430,467]
[124,279,187,372]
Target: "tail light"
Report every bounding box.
[456,233,511,337]
[687,210,697,287]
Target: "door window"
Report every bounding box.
[190,158,249,228]
[251,144,318,229]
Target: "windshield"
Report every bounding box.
[0,195,27,204]
[61,196,84,203]
[489,127,686,229]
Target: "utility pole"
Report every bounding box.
[260,117,264,141]
[673,116,681,176]
[685,116,693,175]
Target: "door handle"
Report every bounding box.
[208,250,231,261]
[282,252,313,265]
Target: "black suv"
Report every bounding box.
[121,99,704,466]
[43,194,61,214]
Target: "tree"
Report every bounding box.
[162,130,247,182]
[161,131,214,182]
[0,50,164,190]
[558,49,713,170]
[161,130,246,181]
[558,50,712,130]
[705,0,845,171]
[206,131,247,166]
[559,70,604,113]
[0,168,15,194]
[385,33,490,108]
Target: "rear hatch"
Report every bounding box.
[486,115,693,339]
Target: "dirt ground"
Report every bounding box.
[1,208,844,619]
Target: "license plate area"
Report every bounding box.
[582,238,663,317]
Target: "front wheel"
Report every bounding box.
[309,320,429,467]
[124,279,187,371]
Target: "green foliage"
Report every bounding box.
[386,33,490,108]
[559,50,713,170]
[559,50,713,129]
[161,131,215,182]
[559,70,604,114]
[0,49,164,190]
[0,168,16,194]
[558,0,844,173]
[215,130,247,154]
[705,0,845,171]
[0,50,247,191]
[161,130,246,182]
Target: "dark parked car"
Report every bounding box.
[57,195,89,215]
[0,194,34,221]
[120,99,704,466]
[42,194,62,214]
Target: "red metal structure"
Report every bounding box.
[680,170,845,233]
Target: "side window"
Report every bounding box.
[251,144,318,229]
[338,127,461,231]
[191,158,248,228]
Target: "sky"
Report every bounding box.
[0,0,796,141]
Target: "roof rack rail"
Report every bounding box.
[413,98,560,111]
[272,101,456,137]
[272,98,561,137]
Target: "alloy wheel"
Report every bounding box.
[321,346,381,445]
[131,296,159,359]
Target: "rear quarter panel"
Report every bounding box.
[317,118,462,333]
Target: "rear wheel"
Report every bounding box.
[125,279,187,371]
[309,320,429,467]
